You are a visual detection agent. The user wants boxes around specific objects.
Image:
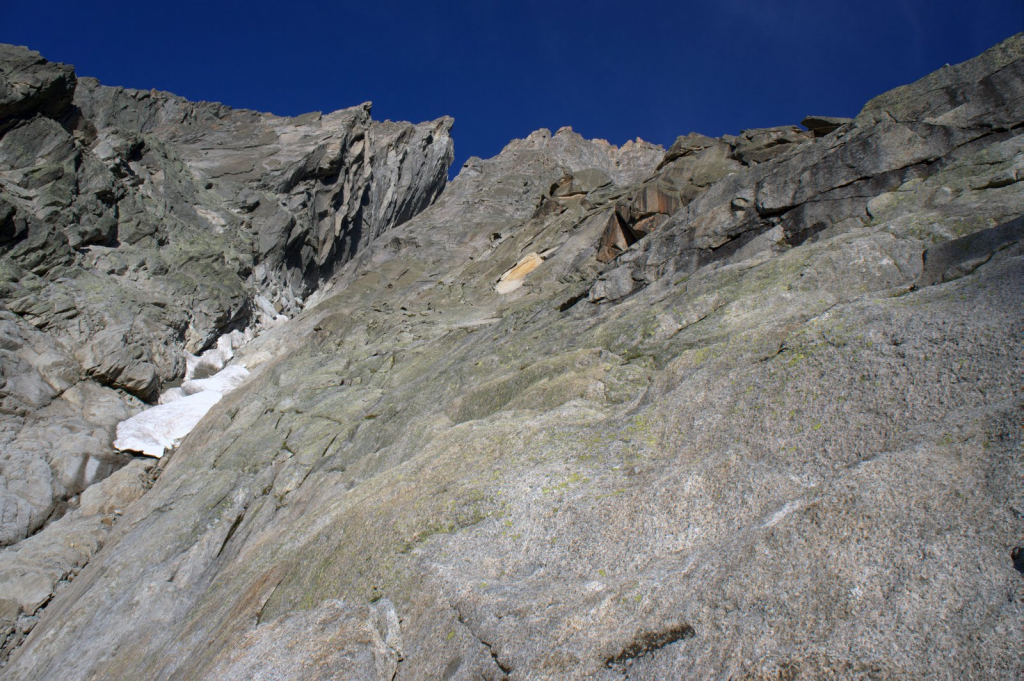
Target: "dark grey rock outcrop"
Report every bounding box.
[3,35,1024,680]
[0,43,453,550]
[588,33,1024,307]
[0,45,75,134]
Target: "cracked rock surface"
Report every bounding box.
[3,36,1024,679]
[0,43,452,553]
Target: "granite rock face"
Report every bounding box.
[0,45,75,134]
[0,44,452,551]
[4,36,1024,679]
[0,457,158,663]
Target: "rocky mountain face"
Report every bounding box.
[1,36,1022,679]
[0,43,452,554]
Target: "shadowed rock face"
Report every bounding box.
[0,43,453,551]
[3,36,1024,679]
[0,45,75,134]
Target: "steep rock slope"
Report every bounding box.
[0,44,452,548]
[6,37,1024,679]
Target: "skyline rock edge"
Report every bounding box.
[1,36,1022,679]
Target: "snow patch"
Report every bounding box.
[181,364,249,396]
[115,354,251,458]
[114,391,223,457]
[186,330,251,380]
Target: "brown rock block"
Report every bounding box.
[495,252,545,293]
[801,115,854,137]
[596,210,635,263]
[631,213,669,237]
[630,182,683,221]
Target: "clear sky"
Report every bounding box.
[3,1,1021,177]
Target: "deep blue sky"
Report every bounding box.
[3,1,1021,177]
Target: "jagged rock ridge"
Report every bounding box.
[2,36,1023,679]
[0,44,451,569]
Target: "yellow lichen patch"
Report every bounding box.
[495,252,544,293]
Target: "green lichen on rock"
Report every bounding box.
[4,35,1024,681]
